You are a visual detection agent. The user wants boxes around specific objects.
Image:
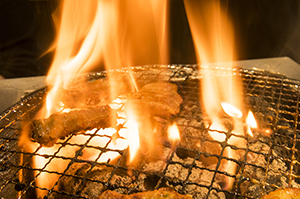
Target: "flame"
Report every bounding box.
[29,0,170,189]
[221,103,243,118]
[167,123,181,142]
[246,111,257,137]
[43,0,169,117]
[22,127,133,198]
[220,147,238,190]
[209,119,227,142]
[21,0,267,194]
[184,0,244,190]
[263,128,273,137]
[126,119,140,163]
[246,111,257,128]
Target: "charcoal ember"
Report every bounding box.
[167,175,225,199]
[264,159,300,192]
[241,141,270,167]
[55,163,110,199]
[240,142,300,198]
[140,148,170,173]
[177,102,204,126]
[176,126,222,166]
[59,77,131,108]
[184,184,225,199]
[164,154,225,199]
[126,82,183,118]
[273,127,295,157]
[239,100,300,198]
[165,163,190,182]
[111,141,171,172]
[176,127,203,159]
[172,153,194,165]
[246,95,276,130]
[55,163,146,199]
[141,160,167,174]
[199,140,222,166]
[239,166,300,198]
[189,161,219,185]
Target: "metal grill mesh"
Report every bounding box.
[0,65,300,199]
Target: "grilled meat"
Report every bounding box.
[60,77,131,108]
[30,82,181,147]
[96,188,193,199]
[261,188,300,199]
[30,105,113,147]
[126,82,183,118]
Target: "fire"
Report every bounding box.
[167,123,181,148]
[221,147,238,190]
[26,0,169,194]
[126,119,140,163]
[209,120,227,142]
[246,111,257,137]
[19,0,267,196]
[221,102,243,118]
[184,0,244,190]
[45,0,169,113]
[167,123,181,142]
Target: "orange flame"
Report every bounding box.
[126,119,140,163]
[246,111,257,137]
[44,0,169,117]
[23,127,133,198]
[221,103,243,118]
[167,123,181,142]
[221,147,238,190]
[28,0,170,191]
[246,111,257,128]
[184,0,244,190]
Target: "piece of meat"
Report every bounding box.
[96,188,193,199]
[60,77,131,108]
[30,105,113,147]
[126,82,183,118]
[261,188,300,199]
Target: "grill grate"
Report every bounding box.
[0,64,300,199]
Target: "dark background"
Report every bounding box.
[169,0,300,65]
[1,0,300,78]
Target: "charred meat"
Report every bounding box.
[261,188,300,199]
[30,105,113,147]
[96,188,193,199]
[126,82,183,118]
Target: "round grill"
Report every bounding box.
[0,64,299,199]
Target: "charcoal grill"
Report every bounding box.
[0,60,300,199]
